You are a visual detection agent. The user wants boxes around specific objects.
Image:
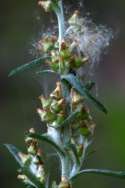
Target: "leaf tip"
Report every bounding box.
[8,71,14,77]
[102,106,108,115]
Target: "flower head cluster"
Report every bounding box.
[17,128,45,185]
[65,11,113,66]
[37,81,95,159]
[37,82,66,127]
[36,35,88,74]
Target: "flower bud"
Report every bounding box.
[59,177,71,188]
[27,142,38,155]
[18,152,29,164]
[17,174,29,184]
[33,150,44,165]
[61,41,67,50]
[60,49,71,60]
[29,128,35,134]
[25,128,37,146]
[38,0,52,12]
[37,148,43,156]
[68,10,80,25]
[36,165,45,183]
[50,99,64,113]
[51,113,65,127]
[42,36,56,52]
[39,95,52,110]
[50,61,59,72]
[80,120,95,136]
[51,50,59,62]
[50,82,62,99]
[32,155,40,164]
[71,89,83,106]
[43,41,53,52]
[37,108,56,123]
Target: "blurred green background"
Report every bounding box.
[0,0,125,187]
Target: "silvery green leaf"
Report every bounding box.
[5,144,23,167]
[8,56,50,77]
[61,74,107,114]
[70,168,125,180]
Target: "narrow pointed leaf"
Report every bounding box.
[8,56,50,77]
[85,90,108,114]
[70,168,125,180]
[27,133,65,157]
[36,70,57,75]
[5,144,23,167]
[61,74,107,114]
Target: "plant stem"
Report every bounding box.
[55,0,65,50]
[61,156,71,178]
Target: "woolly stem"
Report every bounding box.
[55,0,65,50]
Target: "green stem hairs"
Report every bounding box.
[5,1,125,188]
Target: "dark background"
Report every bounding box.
[0,0,125,187]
